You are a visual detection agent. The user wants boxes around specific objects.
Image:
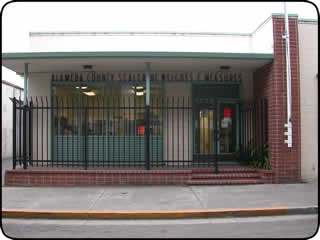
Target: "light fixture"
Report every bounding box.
[83,91,96,96]
[132,86,144,90]
[220,66,231,70]
[83,65,93,70]
[136,91,144,96]
[81,86,87,89]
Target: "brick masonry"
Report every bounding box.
[5,170,192,186]
[5,168,273,186]
[253,15,301,183]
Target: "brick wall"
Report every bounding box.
[253,15,301,183]
[5,170,192,186]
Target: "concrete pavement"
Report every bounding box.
[2,181,318,219]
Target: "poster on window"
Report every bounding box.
[221,117,231,128]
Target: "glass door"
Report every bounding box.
[218,102,237,154]
[193,101,217,161]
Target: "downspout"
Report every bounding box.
[283,2,292,147]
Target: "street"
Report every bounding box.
[2,214,318,238]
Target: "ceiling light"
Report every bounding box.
[136,91,144,96]
[83,65,93,70]
[83,91,96,96]
[81,86,88,89]
[133,86,144,90]
[220,66,231,70]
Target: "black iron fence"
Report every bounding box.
[239,98,269,167]
[11,96,268,170]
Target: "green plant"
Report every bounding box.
[233,141,270,169]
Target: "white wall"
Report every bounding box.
[29,33,271,54]
[251,17,274,53]
[2,83,23,160]
[164,82,192,164]
[298,21,318,182]
[28,73,51,161]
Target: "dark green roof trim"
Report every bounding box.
[272,13,299,17]
[298,18,318,22]
[29,31,251,36]
[2,52,274,60]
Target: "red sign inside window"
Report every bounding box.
[224,108,231,118]
[137,126,145,135]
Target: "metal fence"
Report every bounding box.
[11,96,268,171]
[239,99,268,166]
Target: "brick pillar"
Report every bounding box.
[253,15,301,183]
[270,15,301,182]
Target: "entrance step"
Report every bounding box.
[188,167,263,185]
[191,167,257,174]
[191,173,261,180]
[186,179,264,185]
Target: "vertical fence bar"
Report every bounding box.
[19,96,22,166]
[157,96,159,167]
[145,104,150,170]
[46,97,49,166]
[71,96,74,167]
[208,103,210,168]
[166,97,169,166]
[172,96,174,164]
[66,97,69,167]
[55,97,59,166]
[61,97,64,166]
[187,96,190,165]
[118,96,121,167]
[92,97,94,167]
[84,106,88,170]
[123,96,126,166]
[29,99,33,167]
[22,102,27,169]
[182,96,185,167]
[12,98,17,169]
[126,96,131,167]
[215,101,218,174]
[40,97,44,166]
[98,96,101,167]
[103,96,106,167]
[106,96,109,166]
[177,97,179,167]
[112,96,115,165]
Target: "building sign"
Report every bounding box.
[51,71,243,82]
[224,108,231,118]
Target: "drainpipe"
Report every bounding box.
[24,63,29,104]
[283,2,292,147]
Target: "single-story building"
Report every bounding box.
[2,14,317,185]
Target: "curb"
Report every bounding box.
[2,207,317,219]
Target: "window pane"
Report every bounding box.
[53,86,79,136]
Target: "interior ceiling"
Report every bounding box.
[3,57,271,74]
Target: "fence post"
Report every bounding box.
[22,104,27,169]
[145,105,150,170]
[12,98,17,169]
[29,100,33,166]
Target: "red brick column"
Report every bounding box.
[254,15,301,183]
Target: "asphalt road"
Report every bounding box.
[2,214,318,238]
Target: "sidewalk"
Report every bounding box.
[2,181,318,218]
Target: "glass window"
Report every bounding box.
[52,83,163,137]
[53,86,79,136]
